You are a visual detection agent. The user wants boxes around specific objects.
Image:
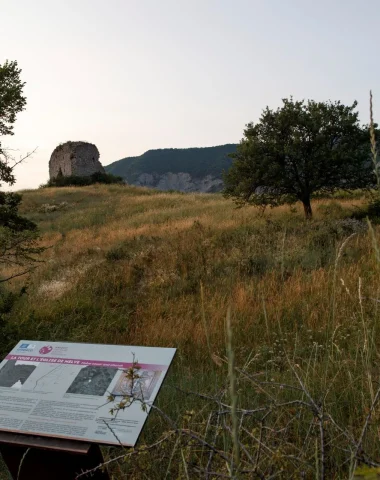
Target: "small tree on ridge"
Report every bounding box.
[223,97,373,218]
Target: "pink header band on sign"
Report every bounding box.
[5,355,167,371]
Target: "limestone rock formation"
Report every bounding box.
[49,141,105,179]
[134,172,224,193]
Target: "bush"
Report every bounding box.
[42,172,125,188]
[367,194,380,218]
[0,286,27,357]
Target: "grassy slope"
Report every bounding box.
[4,184,380,478]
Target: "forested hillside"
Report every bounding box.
[105,144,237,191]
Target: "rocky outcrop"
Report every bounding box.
[134,172,223,193]
[49,141,105,179]
[104,144,237,193]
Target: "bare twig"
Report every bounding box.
[0,267,37,283]
[355,384,380,458]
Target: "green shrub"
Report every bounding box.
[105,236,161,262]
[0,287,27,357]
[367,194,380,218]
[241,255,272,277]
[41,172,124,188]
[105,245,129,261]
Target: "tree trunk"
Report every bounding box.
[302,198,313,219]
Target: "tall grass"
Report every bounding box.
[1,175,379,477]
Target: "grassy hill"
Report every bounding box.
[2,184,380,478]
[104,144,237,183]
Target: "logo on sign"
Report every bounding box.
[17,343,36,352]
[39,346,53,355]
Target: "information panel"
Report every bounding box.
[0,341,176,446]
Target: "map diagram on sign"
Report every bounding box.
[29,365,69,392]
[14,364,82,394]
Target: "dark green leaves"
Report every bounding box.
[0,60,26,138]
[224,97,373,217]
[0,60,43,283]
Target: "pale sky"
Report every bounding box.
[1,0,379,190]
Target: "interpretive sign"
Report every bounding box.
[0,341,176,447]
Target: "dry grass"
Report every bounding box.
[10,186,369,348]
[2,184,380,478]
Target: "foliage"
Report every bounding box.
[367,196,380,218]
[224,97,373,218]
[42,171,124,188]
[0,223,44,283]
[105,144,237,182]
[0,60,26,185]
[0,61,26,138]
[0,191,36,231]
[0,60,42,283]
[0,286,26,357]
[354,466,380,479]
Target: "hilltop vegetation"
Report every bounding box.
[2,184,380,477]
[43,171,123,187]
[105,144,237,183]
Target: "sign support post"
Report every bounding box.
[0,431,110,480]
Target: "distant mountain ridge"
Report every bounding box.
[104,144,238,192]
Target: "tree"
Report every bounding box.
[0,60,42,283]
[223,98,372,218]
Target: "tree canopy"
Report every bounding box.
[0,60,42,283]
[0,60,26,187]
[223,98,373,218]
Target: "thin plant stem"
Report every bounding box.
[226,306,240,477]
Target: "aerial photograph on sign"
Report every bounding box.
[66,366,118,396]
[111,369,162,401]
[0,360,38,389]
